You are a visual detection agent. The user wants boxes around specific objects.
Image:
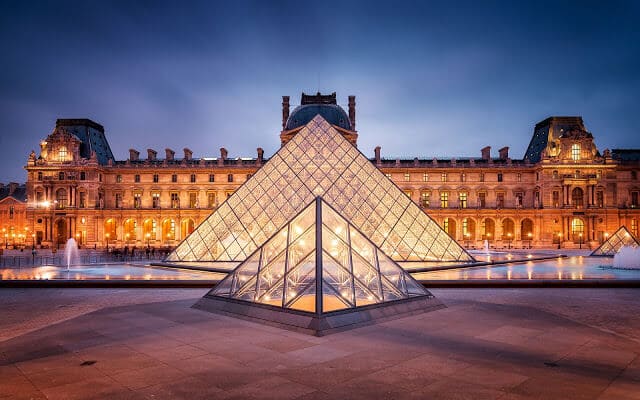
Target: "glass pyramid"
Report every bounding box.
[591,226,640,256]
[209,197,430,314]
[167,115,473,263]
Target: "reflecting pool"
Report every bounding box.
[0,263,225,281]
[413,256,640,281]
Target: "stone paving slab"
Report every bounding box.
[0,288,639,399]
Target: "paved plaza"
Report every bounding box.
[1,288,639,399]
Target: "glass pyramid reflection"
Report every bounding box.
[208,197,430,314]
[591,226,640,256]
[167,115,473,263]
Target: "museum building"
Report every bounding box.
[12,92,640,250]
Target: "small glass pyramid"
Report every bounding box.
[209,197,430,314]
[591,226,640,256]
[167,115,473,264]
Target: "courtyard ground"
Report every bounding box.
[1,288,639,399]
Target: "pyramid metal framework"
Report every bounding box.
[210,198,429,313]
[591,226,640,256]
[193,197,441,335]
[167,115,473,263]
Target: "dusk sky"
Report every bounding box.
[1,0,639,182]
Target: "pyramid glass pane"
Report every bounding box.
[207,198,430,316]
[591,226,640,256]
[168,115,472,264]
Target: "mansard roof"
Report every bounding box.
[56,119,115,165]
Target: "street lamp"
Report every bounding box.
[507,232,512,249]
[557,232,562,249]
[105,233,110,251]
[527,232,532,249]
[75,232,80,247]
[146,232,151,248]
[125,233,130,247]
[579,233,583,249]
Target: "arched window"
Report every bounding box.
[143,219,156,244]
[521,218,534,240]
[104,219,117,241]
[181,219,195,238]
[462,218,476,240]
[482,218,495,241]
[123,219,137,242]
[162,219,176,242]
[502,218,515,241]
[571,218,584,243]
[571,144,581,161]
[443,218,456,239]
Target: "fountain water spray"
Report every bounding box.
[613,245,640,269]
[64,238,80,271]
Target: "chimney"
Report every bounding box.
[129,149,140,161]
[481,146,491,160]
[374,146,381,165]
[183,148,192,161]
[348,95,356,130]
[218,147,227,166]
[147,149,157,161]
[282,96,290,130]
[257,148,264,164]
[9,182,18,195]
[165,148,175,161]
[498,146,509,160]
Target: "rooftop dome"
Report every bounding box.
[285,104,352,131]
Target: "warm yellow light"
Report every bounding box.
[42,201,50,208]
[105,233,110,238]
[528,232,532,238]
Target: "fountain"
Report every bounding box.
[613,246,640,269]
[64,238,80,271]
[483,239,490,254]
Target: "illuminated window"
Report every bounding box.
[133,193,141,209]
[152,193,160,208]
[443,218,449,233]
[571,218,584,242]
[632,218,638,237]
[404,173,410,181]
[189,192,197,208]
[420,191,430,208]
[459,192,467,208]
[440,192,448,208]
[422,173,429,182]
[404,190,412,199]
[441,173,447,182]
[571,144,581,161]
[385,173,392,179]
[58,147,68,161]
[460,173,466,182]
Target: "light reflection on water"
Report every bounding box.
[413,256,640,281]
[0,264,224,281]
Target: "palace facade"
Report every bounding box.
[14,92,640,250]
